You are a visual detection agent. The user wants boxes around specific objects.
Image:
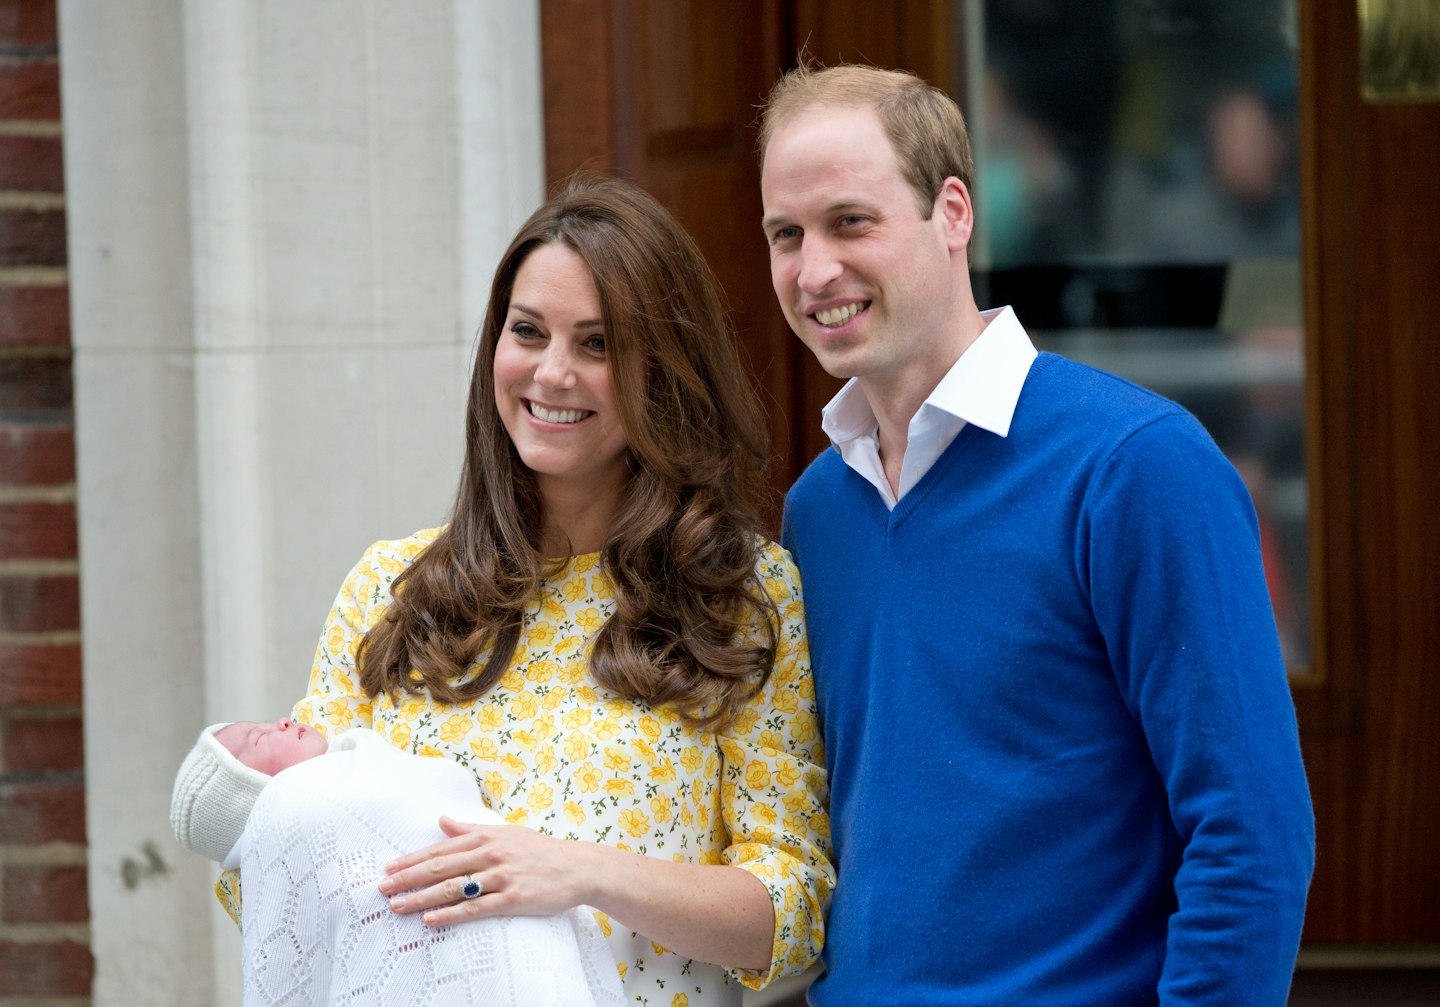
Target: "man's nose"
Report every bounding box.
[797,236,842,293]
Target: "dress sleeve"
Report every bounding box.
[289,541,390,735]
[1087,415,1314,1005]
[212,539,399,926]
[719,542,834,990]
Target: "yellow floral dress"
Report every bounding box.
[219,527,832,1006]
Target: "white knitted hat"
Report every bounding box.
[170,723,271,863]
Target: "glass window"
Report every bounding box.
[962,0,1310,666]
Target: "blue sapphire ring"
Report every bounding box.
[460,875,482,899]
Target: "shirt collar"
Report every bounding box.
[820,305,1037,446]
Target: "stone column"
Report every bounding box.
[58,1,542,1001]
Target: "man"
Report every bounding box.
[760,63,1313,1005]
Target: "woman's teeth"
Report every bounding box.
[529,403,588,424]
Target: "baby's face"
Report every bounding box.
[217,718,328,776]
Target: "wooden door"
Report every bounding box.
[540,0,1440,948]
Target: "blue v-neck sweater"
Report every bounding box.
[783,353,1313,1006]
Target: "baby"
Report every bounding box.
[170,718,623,1007]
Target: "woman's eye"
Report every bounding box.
[510,321,541,340]
[583,334,606,353]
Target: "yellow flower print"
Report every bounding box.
[592,575,613,601]
[500,753,526,776]
[719,738,746,765]
[704,753,719,778]
[555,635,582,657]
[615,961,626,979]
[541,596,565,621]
[483,771,505,799]
[363,608,383,629]
[512,729,538,751]
[649,757,676,784]
[772,688,800,715]
[679,747,703,775]
[797,676,815,700]
[504,807,529,825]
[603,778,634,797]
[680,803,694,827]
[375,554,404,575]
[637,716,662,746]
[324,700,354,729]
[764,576,788,603]
[419,745,445,759]
[535,747,558,774]
[398,537,426,559]
[575,607,604,633]
[698,847,721,865]
[532,712,555,736]
[731,707,761,734]
[594,717,622,741]
[603,745,631,772]
[525,659,559,684]
[558,658,585,684]
[512,692,539,720]
[722,780,738,807]
[632,737,657,765]
[671,994,689,1007]
[564,731,590,763]
[332,669,356,694]
[745,761,772,789]
[752,802,778,825]
[695,803,710,830]
[563,708,593,730]
[561,577,588,603]
[758,729,785,753]
[340,604,363,629]
[527,784,554,811]
[619,809,651,837]
[325,624,347,657]
[541,687,567,710]
[390,722,412,748]
[572,552,599,573]
[400,696,425,720]
[650,796,672,823]
[776,762,801,788]
[789,712,817,743]
[438,713,474,743]
[575,685,599,705]
[470,737,499,761]
[526,622,557,648]
[574,764,601,794]
[477,705,504,731]
[563,801,586,825]
[499,667,525,691]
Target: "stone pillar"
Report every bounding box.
[57,1,542,1002]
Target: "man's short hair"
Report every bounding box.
[758,61,976,221]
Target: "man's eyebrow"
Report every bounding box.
[762,200,873,233]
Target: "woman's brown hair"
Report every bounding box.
[358,174,778,729]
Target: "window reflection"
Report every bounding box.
[964,0,1310,665]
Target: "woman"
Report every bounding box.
[222,175,832,1004]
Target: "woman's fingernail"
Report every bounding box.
[389,896,407,911]
[378,878,394,895]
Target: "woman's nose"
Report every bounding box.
[534,344,576,388]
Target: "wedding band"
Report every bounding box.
[460,875,482,899]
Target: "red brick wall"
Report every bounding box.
[0,0,92,1000]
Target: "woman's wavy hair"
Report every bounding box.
[358,174,778,730]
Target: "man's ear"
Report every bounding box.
[936,177,974,254]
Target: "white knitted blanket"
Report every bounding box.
[230,728,624,1006]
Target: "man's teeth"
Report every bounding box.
[815,302,866,327]
[529,403,588,424]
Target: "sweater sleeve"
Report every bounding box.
[1085,414,1314,1006]
[720,542,835,990]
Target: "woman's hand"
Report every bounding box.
[378,816,599,927]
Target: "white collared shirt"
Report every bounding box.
[820,305,1038,509]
